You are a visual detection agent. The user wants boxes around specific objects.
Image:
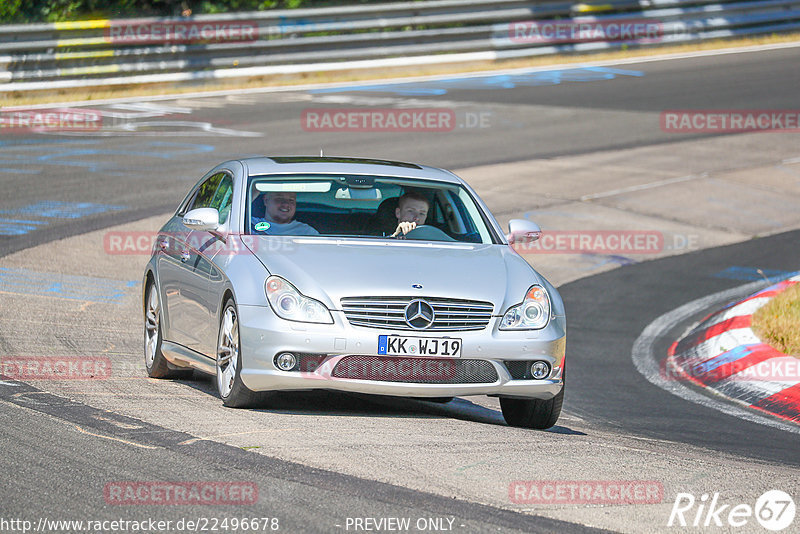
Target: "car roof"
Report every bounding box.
[240,156,463,185]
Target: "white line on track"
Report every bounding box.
[631,279,800,435]
[580,173,703,201]
[9,40,800,110]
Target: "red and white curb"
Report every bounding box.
[666,275,800,424]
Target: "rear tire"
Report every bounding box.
[500,367,564,429]
[144,281,191,379]
[216,298,264,408]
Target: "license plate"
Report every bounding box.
[377,335,462,357]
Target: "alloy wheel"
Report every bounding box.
[216,305,239,398]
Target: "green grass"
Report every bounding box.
[752,282,800,357]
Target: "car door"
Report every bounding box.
[194,172,235,357]
[158,172,223,350]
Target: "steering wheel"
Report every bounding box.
[400,225,456,242]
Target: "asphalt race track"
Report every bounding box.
[1,45,799,533]
[566,228,800,463]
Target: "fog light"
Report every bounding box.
[530,361,550,379]
[275,352,297,371]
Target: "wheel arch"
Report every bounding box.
[220,288,236,318]
[142,268,156,309]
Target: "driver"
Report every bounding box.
[252,191,319,236]
[391,192,429,237]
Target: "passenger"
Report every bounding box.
[391,192,429,237]
[252,191,319,236]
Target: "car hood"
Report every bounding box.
[245,237,542,312]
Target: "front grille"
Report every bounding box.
[332,356,498,384]
[340,296,493,331]
[295,353,328,373]
[504,360,533,380]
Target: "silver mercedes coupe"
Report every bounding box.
[143,156,566,429]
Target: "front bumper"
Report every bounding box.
[237,304,566,400]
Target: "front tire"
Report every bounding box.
[500,367,564,429]
[216,298,263,408]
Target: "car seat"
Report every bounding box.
[251,194,266,219]
[364,196,400,236]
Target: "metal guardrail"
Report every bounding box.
[1,0,799,92]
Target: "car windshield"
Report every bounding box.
[246,174,497,244]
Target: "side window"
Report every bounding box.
[447,190,473,234]
[210,174,234,224]
[187,173,224,212]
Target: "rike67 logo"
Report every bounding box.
[668,490,795,531]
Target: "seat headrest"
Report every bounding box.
[374,196,399,229]
[251,193,266,218]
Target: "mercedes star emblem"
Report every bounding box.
[404,299,435,329]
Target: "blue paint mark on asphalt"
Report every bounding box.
[35,146,207,162]
[0,218,47,236]
[713,266,794,282]
[0,140,216,176]
[310,66,645,96]
[149,141,216,155]
[0,268,139,304]
[5,201,124,219]
[0,218,47,225]
[46,283,62,293]
[0,201,126,235]
[580,253,636,269]
[0,139,98,148]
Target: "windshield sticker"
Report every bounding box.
[254,221,270,232]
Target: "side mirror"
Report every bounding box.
[506,219,541,245]
[183,208,220,232]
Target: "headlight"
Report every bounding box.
[500,285,551,330]
[265,276,333,324]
